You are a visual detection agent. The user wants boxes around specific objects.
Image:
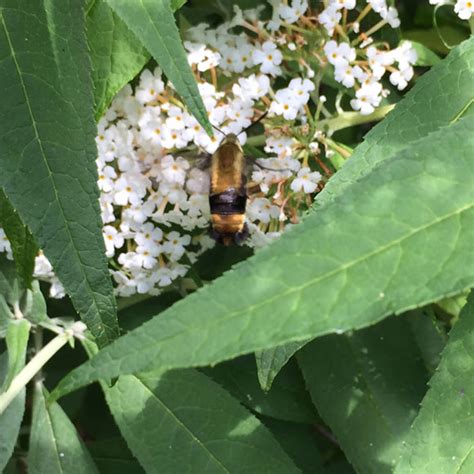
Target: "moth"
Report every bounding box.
[208,112,269,246]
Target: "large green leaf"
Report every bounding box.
[0,352,25,472]
[28,386,99,474]
[51,111,474,401]
[0,189,37,289]
[298,315,430,474]
[394,292,474,474]
[103,369,299,473]
[0,0,118,346]
[104,0,212,134]
[317,37,474,208]
[87,0,150,119]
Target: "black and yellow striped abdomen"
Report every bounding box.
[209,134,249,245]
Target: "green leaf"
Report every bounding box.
[0,189,37,289]
[104,0,212,135]
[316,37,474,208]
[22,280,49,325]
[87,437,144,474]
[255,341,307,391]
[87,0,150,119]
[408,308,447,374]
[204,355,317,424]
[170,0,187,10]
[0,352,25,472]
[0,0,119,346]
[394,292,474,474]
[103,369,299,473]
[261,418,324,474]
[51,110,474,401]
[2,319,30,390]
[0,255,20,307]
[436,290,469,317]
[298,315,431,474]
[403,40,441,66]
[28,385,99,474]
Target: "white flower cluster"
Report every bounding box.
[320,1,417,115]
[1,0,423,299]
[94,57,322,296]
[430,0,474,20]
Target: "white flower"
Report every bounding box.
[367,0,388,13]
[247,198,280,224]
[135,244,160,269]
[158,181,188,205]
[97,164,117,193]
[232,74,270,101]
[165,106,186,131]
[324,41,356,67]
[350,82,383,115]
[0,228,12,256]
[49,278,65,299]
[134,223,163,249]
[103,226,124,257]
[114,174,149,206]
[185,41,221,71]
[287,78,315,105]
[389,66,414,90]
[334,63,357,88]
[278,0,308,23]
[265,136,294,157]
[366,46,394,79]
[162,231,191,261]
[161,155,190,185]
[186,168,211,194]
[381,6,401,28]
[252,41,283,76]
[454,0,474,19]
[318,5,342,35]
[332,0,356,9]
[290,167,322,193]
[270,89,301,120]
[135,67,164,104]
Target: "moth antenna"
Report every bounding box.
[237,110,268,137]
[211,123,227,137]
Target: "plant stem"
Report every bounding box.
[0,332,70,415]
[317,104,395,133]
[246,105,394,148]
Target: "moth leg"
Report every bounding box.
[234,223,249,245]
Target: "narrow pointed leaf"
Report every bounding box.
[51,111,474,401]
[255,341,307,392]
[0,0,118,345]
[298,315,431,473]
[103,369,299,473]
[2,319,30,390]
[0,189,37,289]
[87,0,150,119]
[394,292,474,474]
[28,385,99,474]
[0,352,25,472]
[104,0,212,134]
